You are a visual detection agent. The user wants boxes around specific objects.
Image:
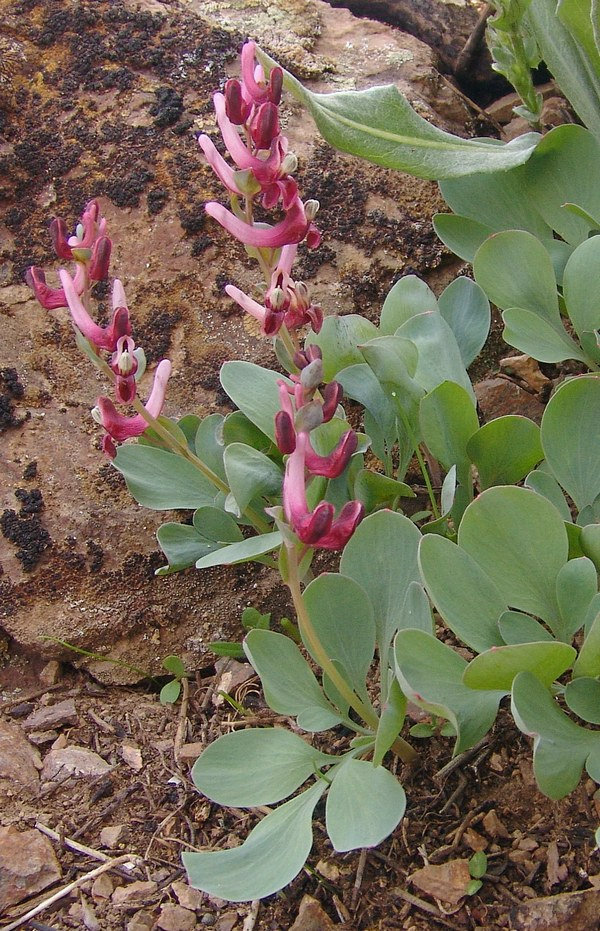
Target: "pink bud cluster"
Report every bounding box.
[25,200,171,458]
[275,347,365,550]
[199,41,323,337]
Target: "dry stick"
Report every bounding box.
[351,848,367,912]
[34,822,139,878]
[242,900,260,931]
[1,855,143,931]
[455,3,493,78]
[174,676,190,763]
[0,683,65,711]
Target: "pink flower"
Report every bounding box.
[206,195,310,249]
[50,199,108,260]
[283,433,364,549]
[25,264,85,310]
[96,359,172,445]
[240,42,283,105]
[111,335,139,404]
[59,270,131,351]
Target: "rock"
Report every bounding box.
[475,377,546,424]
[39,660,62,686]
[213,659,255,706]
[22,698,78,731]
[0,825,62,910]
[172,880,205,911]
[41,746,113,781]
[100,824,128,848]
[0,717,42,795]
[289,895,338,930]
[176,742,205,763]
[214,914,237,931]
[112,880,158,906]
[499,354,551,393]
[127,911,156,931]
[510,889,600,930]
[27,729,59,746]
[157,903,198,930]
[409,858,471,905]
[121,742,143,771]
[91,873,114,900]
[483,808,510,840]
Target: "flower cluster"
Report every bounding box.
[275,347,365,550]
[25,200,171,458]
[199,41,322,337]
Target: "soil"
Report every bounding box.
[2,0,598,929]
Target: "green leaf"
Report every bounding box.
[379,276,438,335]
[341,511,421,660]
[353,470,414,510]
[458,486,568,627]
[541,375,600,511]
[557,0,600,75]
[473,231,561,326]
[524,469,572,522]
[183,780,326,901]
[306,315,378,381]
[195,414,226,481]
[326,759,406,852]
[555,557,598,642]
[399,581,435,635]
[433,213,495,263]
[302,573,375,700]
[396,313,475,400]
[374,679,407,766]
[177,414,202,449]
[394,629,505,754]
[208,641,246,659]
[419,381,479,471]
[157,523,221,573]
[159,680,181,704]
[337,363,396,437]
[498,610,554,645]
[440,164,551,238]
[410,723,436,738]
[462,641,575,691]
[524,126,600,242]
[195,532,282,569]
[502,307,586,363]
[223,443,282,515]
[163,655,186,678]
[466,416,543,489]
[193,507,244,543]
[257,46,540,179]
[418,534,506,652]
[574,611,600,677]
[565,677,600,724]
[220,362,291,441]
[114,446,219,510]
[191,728,333,807]
[222,411,272,452]
[511,670,600,798]
[563,236,600,342]
[469,851,488,879]
[437,277,491,368]
[243,629,342,731]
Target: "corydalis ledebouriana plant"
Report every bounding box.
[198,40,323,337]
[25,199,171,458]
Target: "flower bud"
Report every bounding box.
[232,169,262,197]
[89,236,112,281]
[322,381,343,422]
[268,286,287,310]
[116,350,134,375]
[300,358,323,391]
[49,218,73,260]
[275,410,296,454]
[70,247,92,263]
[295,400,324,434]
[304,199,320,221]
[250,102,280,150]
[268,67,283,105]
[91,405,103,425]
[224,78,250,124]
[280,152,298,175]
[293,345,322,369]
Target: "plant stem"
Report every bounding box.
[397,408,441,520]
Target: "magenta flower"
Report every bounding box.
[205,195,309,249]
[111,335,139,404]
[96,359,172,447]
[25,264,85,310]
[59,270,131,351]
[283,433,364,549]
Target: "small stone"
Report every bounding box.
[51,733,68,750]
[289,895,337,931]
[464,828,487,852]
[91,873,114,900]
[121,742,143,771]
[127,911,156,931]
[483,808,510,839]
[100,824,127,848]
[475,377,545,425]
[0,825,62,909]
[499,354,550,393]
[176,742,204,763]
[510,888,600,930]
[27,729,59,746]
[172,880,205,910]
[0,718,42,795]
[213,659,255,706]
[112,880,158,906]
[157,903,197,930]
[39,660,62,686]
[315,859,340,881]
[409,858,471,906]
[213,914,235,930]
[23,698,78,732]
[42,746,112,781]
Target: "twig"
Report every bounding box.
[71,782,141,840]
[174,676,190,763]
[351,848,367,911]
[34,822,139,878]
[1,855,143,931]
[455,3,493,78]
[393,887,464,930]
[0,683,65,710]
[242,900,260,931]
[434,737,490,783]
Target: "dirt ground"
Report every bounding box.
[2,0,600,929]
